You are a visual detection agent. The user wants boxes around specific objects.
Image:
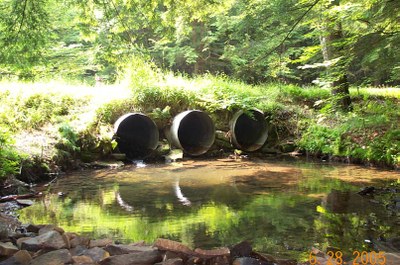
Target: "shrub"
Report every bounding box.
[0,127,22,180]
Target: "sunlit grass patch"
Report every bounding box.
[350,87,400,98]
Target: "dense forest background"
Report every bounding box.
[1,0,399,87]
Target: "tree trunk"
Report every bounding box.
[320,2,352,111]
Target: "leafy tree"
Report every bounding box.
[0,0,51,79]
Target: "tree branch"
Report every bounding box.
[251,0,321,65]
[14,0,29,41]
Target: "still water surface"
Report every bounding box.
[19,158,399,260]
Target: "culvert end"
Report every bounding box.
[230,109,268,151]
[114,113,159,158]
[170,110,215,156]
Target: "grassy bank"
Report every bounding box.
[1,59,399,184]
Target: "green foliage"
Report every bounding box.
[53,123,80,169]
[78,125,115,162]
[298,96,400,167]
[0,91,86,131]
[0,127,22,179]
[96,99,136,124]
[133,85,196,114]
[298,124,341,155]
[0,0,51,79]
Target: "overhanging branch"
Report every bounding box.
[251,0,321,65]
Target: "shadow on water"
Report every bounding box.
[19,159,400,261]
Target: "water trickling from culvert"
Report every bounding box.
[19,159,400,261]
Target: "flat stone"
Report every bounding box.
[72,255,95,264]
[0,242,18,256]
[233,257,273,265]
[104,244,157,256]
[16,200,34,207]
[89,238,113,248]
[194,247,230,257]
[154,258,183,265]
[230,241,252,258]
[70,236,90,248]
[30,249,72,265]
[38,225,65,235]
[83,247,110,262]
[154,238,195,256]
[99,250,162,265]
[21,231,67,251]
[13,250,32,265]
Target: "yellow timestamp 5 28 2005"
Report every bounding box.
[309,250,387,265]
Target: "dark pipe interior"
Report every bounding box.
[178,112,214,155]
[234,110,266,150]
[115,114,158,158]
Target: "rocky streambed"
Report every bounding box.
[0,221,301,265]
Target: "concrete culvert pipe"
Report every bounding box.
[114,113,159,158]
[170,110,215,156]
[230,109,268,151]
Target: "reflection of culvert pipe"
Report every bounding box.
[170,110,215,156]
[114,113,159,158]
[230,109,268,151]
[174,180,191,206]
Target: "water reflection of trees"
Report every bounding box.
[314,190,398,258]
[18,163,399,261]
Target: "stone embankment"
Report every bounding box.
[0,223,299,265]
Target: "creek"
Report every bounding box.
[18,158,399,260]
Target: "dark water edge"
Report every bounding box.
[18,157,400,261]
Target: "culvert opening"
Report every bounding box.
[231,109,268,151]
[114,113,159,158]
[171,110,215,156]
